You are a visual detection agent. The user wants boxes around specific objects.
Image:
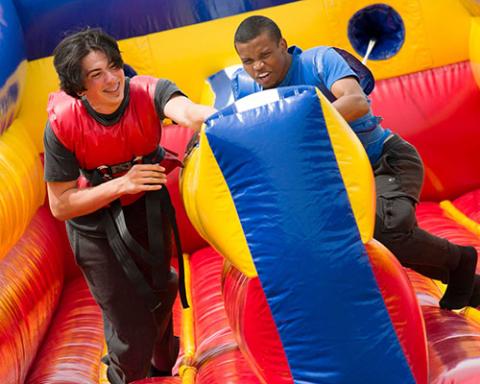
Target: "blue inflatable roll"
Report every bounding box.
[0,0,26,134]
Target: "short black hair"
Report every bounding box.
[53,28,123,98]
[234,15,282,45]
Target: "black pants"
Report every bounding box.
[66,209,178,384]
[373,135,461,283]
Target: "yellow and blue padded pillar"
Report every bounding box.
[182,85,426,383]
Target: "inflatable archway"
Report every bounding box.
[2,0,480,383]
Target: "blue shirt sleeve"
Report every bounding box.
[320,48,358,91]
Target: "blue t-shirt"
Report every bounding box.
[278,46,356,98]
[231,46,390,164]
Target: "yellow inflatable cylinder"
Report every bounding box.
[0,120,45,260]
[470,17,480,88]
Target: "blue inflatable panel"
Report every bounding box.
[207,65,245,109]
[205,86,415,383]
[208,68,237,109]
[0,0,26,133]
[13,0,300,60]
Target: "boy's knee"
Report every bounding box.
[375,196,416,240]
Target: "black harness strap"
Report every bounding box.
[84,146,190,311]
[108,198,161,267]
[157,187,189,308]
[104,200,163,312]
[146,189,167,290]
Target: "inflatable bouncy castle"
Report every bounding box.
[2,0,480,383]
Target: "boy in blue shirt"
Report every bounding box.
[232,15,479,310]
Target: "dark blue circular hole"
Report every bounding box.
[348,4,405,61]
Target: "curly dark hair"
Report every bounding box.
[234,15,282,46]
[53,28,124,98]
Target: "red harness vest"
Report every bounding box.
[47,76,162,171]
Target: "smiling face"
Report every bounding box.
[235,31,291,89]
[79,50,125,114]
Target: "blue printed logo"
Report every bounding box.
[0,5,7,39]
[0,82,19,135]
